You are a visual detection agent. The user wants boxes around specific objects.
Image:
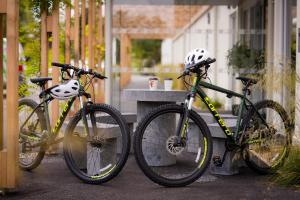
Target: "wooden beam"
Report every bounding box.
[96,1,104,103]
[0,151,7,187]
[0,15,3,150]
[120,34,131,88]
[5,0,19,188]
[97,1,103,68]
[51,0,59,153]
[0,0,7,14]
[81,0,86,64]
[41,10,48,78]
[88,0,95,69]
[65,4,71,64]
[46,16,52,33]
[74,0,80,66]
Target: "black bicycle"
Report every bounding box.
[133,58,292,187]
[18,63,130,184]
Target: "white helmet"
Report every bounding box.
[50,79,80,100]
[184,48,210,68]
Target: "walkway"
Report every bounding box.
[2,155,300,200]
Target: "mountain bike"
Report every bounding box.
[133,58,292,187]
[18,62,130,184]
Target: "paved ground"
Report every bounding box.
[2,154,300,200]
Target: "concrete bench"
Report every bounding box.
[188,112,242,175]
[65,113,136,176]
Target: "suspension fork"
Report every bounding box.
[176,92,196,143]
[80,95,97,137]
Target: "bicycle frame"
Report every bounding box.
[190,75,268,143]
[19,96,76,146]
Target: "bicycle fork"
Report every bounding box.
[175,93,195,145]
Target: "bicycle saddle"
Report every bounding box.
[236,76,258,85]
[30,77,52,85]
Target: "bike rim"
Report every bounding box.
[244,107,289,169]
[65,109,125,180]
[139,109,208,181]
[18,104,44,167]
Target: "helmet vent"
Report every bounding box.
[191,55,195,62]
[71,87,78,90]
[201,50,204,53]
[64,91,71,94]
[198,55,203,60]
[74,82,78,85]
[55,89,60,92]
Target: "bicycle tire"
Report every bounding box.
[18,98,47,170]
[241,100,292,174]
[63,103,130,184]
[134,104,213,187]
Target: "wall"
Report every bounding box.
[163,6,235,110]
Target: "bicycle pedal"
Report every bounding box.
[212,156,223,167]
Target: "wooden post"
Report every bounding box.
[0,14,3,151]
[3,0,19,188]
[74,0,80,66]
[50,0,60,153]
[120,34,131,88]
[97,1,103,69]
[95,1,104,102]
[65,4,71,64]
[81,0,86,64]
[41,9,48,78]
[88,0,95,69]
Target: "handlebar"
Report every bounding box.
[177,58,216,79]
[51,62,107,79]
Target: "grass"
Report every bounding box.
[272,146,300,188]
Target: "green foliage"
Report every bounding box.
[131,40,162,69]
[272,146,300,188]
[227,42,265,71]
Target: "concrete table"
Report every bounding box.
[122,89,188,166]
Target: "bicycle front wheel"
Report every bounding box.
[241,100,292,174]
[63,104,130,184]
[134,104,212,187]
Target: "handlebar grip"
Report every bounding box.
[52,62,66,68]
[206,58,216,65]
[94,72,107,79]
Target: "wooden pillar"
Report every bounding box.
[88,0,95,69]
[65,4,71,64]
[41,8,48,77]
[0,14,3,151]
[74,0,80,66]
[120,33,131,88]
[97,1,103,68]
[96,1,104,102]
[81,0,86,65]
[0,0,19,188]
[51,0,60,153]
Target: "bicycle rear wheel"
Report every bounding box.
[241,100,292,174]
[63,104,130,184]
[134,104,212,187]
[18,98,47,170]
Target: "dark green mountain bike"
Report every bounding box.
[134,58,292,187]
[18,63,130,184]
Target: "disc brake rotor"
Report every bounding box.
[166,136,185,155]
